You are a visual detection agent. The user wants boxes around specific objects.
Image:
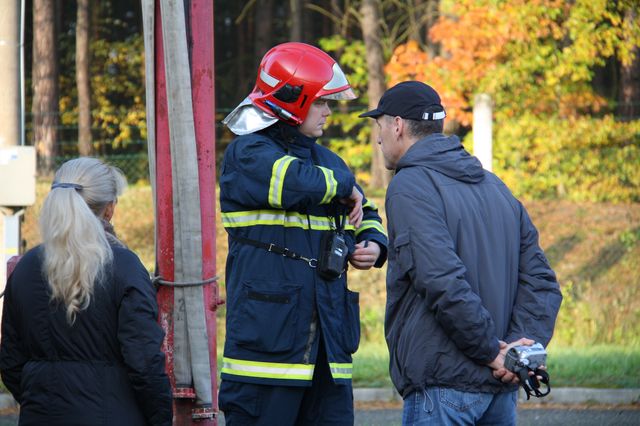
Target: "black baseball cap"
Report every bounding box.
[359,81,446,121]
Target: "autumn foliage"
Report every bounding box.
[385,0,640,201]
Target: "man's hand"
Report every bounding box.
[340,186,363,229]
[488,338,535,384]
[349,241,381,270]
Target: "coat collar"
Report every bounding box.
[262,123,317,159]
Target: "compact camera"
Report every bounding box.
[504,342,551,399]
[504,342,547,372]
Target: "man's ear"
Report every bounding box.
[394,116,404,138]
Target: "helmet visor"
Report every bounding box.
[320,87,357,101]
[319,63,357,100]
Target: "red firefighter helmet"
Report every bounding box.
[248,42,357,125]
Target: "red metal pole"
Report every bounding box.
[190,0,219,422]
[153,0,178,412]
[154,1,218,424]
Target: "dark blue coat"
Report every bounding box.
[0,246,172,426]
[385,133,562,397]
[219,123,388,387]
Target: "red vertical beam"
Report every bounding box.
[189,1,219,423]
[153,0,179,421]
[155,0,218,424]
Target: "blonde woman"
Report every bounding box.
[0,158,171,425]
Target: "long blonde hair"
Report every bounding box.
[39,158,126,324]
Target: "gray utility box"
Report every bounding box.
[0,146,36,207]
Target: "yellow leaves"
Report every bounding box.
[492,115,640,202]
[384,0,637,135]
[385,40,429,87]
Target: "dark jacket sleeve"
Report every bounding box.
[220,136,355,210]
[0,275,26,403]
[505,205,562,345]
[387,188,500,364]
[355,185,388,267]
[116,251,172,426]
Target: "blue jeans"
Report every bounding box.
[402,387,517,425]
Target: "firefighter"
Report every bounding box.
[218,42,388,425]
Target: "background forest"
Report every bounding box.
[28,0,640,200]
[15,0,640,387]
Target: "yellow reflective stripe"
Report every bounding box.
[363,199,378,210]
[317,166,337,204]
[269,155,297,208]
[329,362,353,379]
[222,357,314,381]
[355,220,387,237]
[222,210,355,231]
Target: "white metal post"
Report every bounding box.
[0,0,22,292]
[473,93,493,171]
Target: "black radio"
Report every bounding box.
[317,231,348,280]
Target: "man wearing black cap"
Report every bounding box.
[361,81,562,425]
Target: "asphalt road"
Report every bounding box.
[0,406,637,425]
[354,406,640,425]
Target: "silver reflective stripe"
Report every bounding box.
[221,210,356,231]
[363,199,378,211]
[329,362,353,379]
[222,357,315,380]
[260,68,280,87]
[269,156,297,208]
[356,219,387,237]
[317,166,337,204]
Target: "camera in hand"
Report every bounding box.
[317,231,348,280]
[504,342,551,400]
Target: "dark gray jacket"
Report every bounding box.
[385,133,562,397]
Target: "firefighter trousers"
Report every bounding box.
[219,336,354,426]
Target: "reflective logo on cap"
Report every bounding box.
[422,111,446,120]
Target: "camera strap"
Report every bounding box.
[520,368,551,400]
[332,204,347,234]
[232,235,318,268]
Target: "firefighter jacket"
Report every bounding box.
[219,123,388,387]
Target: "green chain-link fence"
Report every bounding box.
[53,152,150,183]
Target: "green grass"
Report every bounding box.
[352,342,640,389]
[547,345,640,388]
[353,341,394,388]
[4,343,637,395]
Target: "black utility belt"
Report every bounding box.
[232,232,348,281]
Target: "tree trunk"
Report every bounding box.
[76,0,92,156]
[408,0,423,44]
[289,0,303,41]
[425,0,440,58]
[360,0,390,189]
[32,0,59,175]
[255,0,274,58]
[617,6,639,120]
